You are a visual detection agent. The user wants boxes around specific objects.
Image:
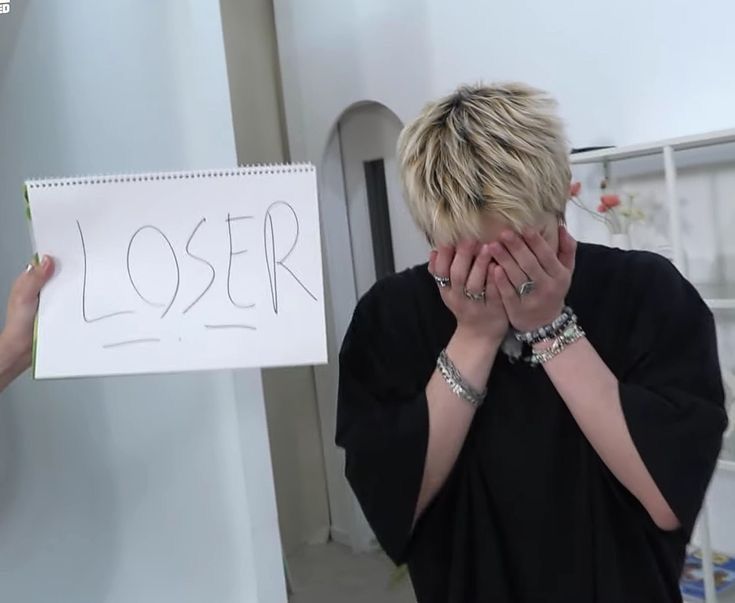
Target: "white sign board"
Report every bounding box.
[26,165,327,379]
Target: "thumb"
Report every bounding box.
[13,256,55,304]
[557,226,577,271]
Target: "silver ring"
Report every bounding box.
[518,280,536,297]
[434,275,451,288]
[25,263,34,273]
[464,288,486,302]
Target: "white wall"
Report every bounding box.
[274,0,735,164]
[273,0,735,550]
[219,0,331,557]
[220,0,288,166]
[0,1,284,601]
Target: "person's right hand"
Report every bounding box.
[1,256,55,373]
[429,242,509,345]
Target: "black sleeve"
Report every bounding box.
[336,279,432,564]
[619,254,728,536]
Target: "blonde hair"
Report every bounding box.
[397,82,571,245]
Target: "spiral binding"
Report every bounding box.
[25,163,316,189]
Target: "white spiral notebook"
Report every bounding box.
[25,164,327,379]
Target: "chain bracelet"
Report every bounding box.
[530,322,586,366]
[436,349,487,408]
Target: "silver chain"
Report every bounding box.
[436,349,487,408]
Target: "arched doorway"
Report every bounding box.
[336,102,429,296]
[314,101,429,553]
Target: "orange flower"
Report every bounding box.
[600,194,621,209]
[570,181,582,197]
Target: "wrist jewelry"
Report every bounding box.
[530,322,586,366]
[436,349,487,408]
[515,306,576,345]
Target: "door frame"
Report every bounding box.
[314,100,405,552]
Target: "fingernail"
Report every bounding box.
[41,255,50,267]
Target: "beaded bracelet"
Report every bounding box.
[515,306,576,345]
[529,322,586,366]
[436,349,487,408]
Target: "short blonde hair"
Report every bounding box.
[397,82,571,245]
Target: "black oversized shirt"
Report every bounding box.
[337,243,727,603]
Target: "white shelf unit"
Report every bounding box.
[572,128,735,603]
[573,130,735,313]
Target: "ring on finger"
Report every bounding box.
[463,288,486,302]
[517,280,536,297]
[434,274,451,288]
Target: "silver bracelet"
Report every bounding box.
[530,322,586,366]
[436,349,487,408]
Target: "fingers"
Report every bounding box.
[465,244,492,296]
[433,243,492,306]
[489,241,528,290]
[499,231,546,281]
[557,226,577,271]
[522,229,563,278]
[449,241,476,292]
[13,256,54,304]
[485,261,503,299]
[493,265,518,307]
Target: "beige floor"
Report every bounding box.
[287,542,416,603]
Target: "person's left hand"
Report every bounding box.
[489,226,576,333]
[1,256,55,371]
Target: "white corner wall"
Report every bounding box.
[0,2,284,602]
[273,0,735,549]
[274,0,735,164]
[219,0,332,557]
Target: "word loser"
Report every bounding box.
[75,201,318,349]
